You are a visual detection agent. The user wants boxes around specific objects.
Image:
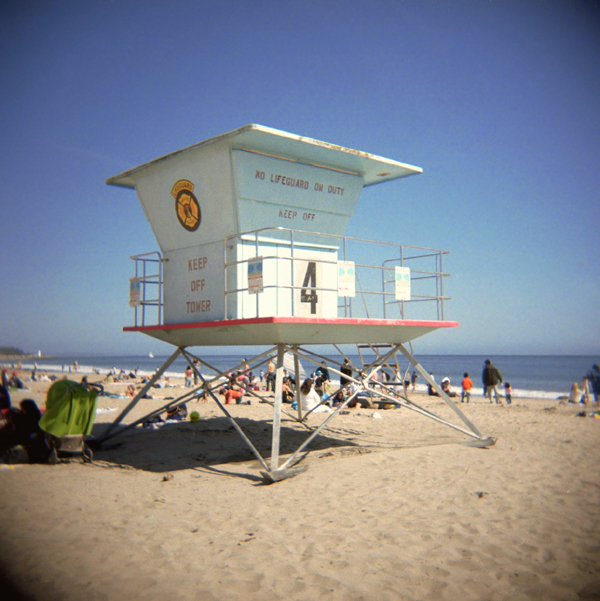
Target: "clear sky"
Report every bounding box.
[1,0,598,357]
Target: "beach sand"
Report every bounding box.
[1,373,599,600]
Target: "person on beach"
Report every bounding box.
[193,359,201,385]
[347,382,373,408]
[370,370,380,390]
[482,359,503,404]
[391,368,403,397]
[504,382,513,405]
[9,372,23,389]
[184,366,193,388]
[461,373,473,403]
[314,361,331,398]
[579,380,590,404]
[266,358,276,392]
[585,364,600,404]
[165,403,188,420]
[222,376,245,404]
[300,378,332,413]
[411,371,419,392]
[441,377,457,398]
[281,377,294,403]
[340,358,353,388]
[332,389,346,408]
[427,372,439,396]
[568,382,581,404]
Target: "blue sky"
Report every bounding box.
[1,0,598,357]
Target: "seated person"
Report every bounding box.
[440,377,457,398]
[15,399,50,463]
[0,392,50,463]
[427,373,440,396]
[300,378,332,413]
[568,382,581,404]
[222,376,245,405]
[0,385,10,417]
[9,372,24,389]
[347,383,372,409]
[165,403,188,420]
[236,370,249,386]
[0,385,13,458]
[332,389,346,408]
[281,377,294,404]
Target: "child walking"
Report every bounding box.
[504,382,513,405]
[461,373,473,403]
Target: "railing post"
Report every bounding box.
[290,229,295,316]
[255,231,260,318]
[158,256,163,325]
[439,251,445,321]
[223,238,228,320]
[381,260,386,319]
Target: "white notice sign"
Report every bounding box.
[248,257,264,294]
[394,267,411,301]
[337,261,355,297]
[129,277,141,307]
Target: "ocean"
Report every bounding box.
[4,352,598,401]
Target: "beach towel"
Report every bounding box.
[39,380,98,439]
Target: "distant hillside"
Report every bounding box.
[0,346,26,356]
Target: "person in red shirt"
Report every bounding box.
[461,372,473,403]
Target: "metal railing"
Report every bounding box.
[129,251,163,327]
[223,227,451,322]
[129,228,451,327]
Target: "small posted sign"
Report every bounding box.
[248,257,264,294]
[394,266,411,301]
[337,261,356,297]
[129,277,141,307]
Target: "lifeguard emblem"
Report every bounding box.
[171,179,201,231]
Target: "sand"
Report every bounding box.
[1,372,599,601]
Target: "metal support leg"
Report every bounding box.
[293,345,303,422]
[270,344,285,471]
[98,347,183,441]
[397,343,491,441]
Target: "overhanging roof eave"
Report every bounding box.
[106,124,422,189]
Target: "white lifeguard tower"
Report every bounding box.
[101,124,493,482]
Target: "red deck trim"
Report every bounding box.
[123,316,459,333]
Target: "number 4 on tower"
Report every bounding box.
[300,261,318,314]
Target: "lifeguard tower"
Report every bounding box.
[102,124,493,482]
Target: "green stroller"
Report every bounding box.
[39,380,99,463]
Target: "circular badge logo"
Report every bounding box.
[171,180,201,232]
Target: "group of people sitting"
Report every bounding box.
[218,369,256,405]
[2,369,25,390]
[283,375,380,414]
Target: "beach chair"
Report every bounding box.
[39,380,100,463]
